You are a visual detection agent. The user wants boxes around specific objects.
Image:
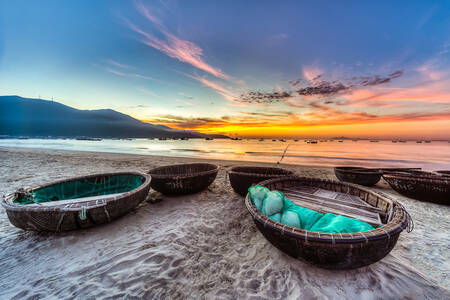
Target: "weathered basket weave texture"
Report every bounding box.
[435,170,450,176]
[334,167,382,187]
[2,172,151,232]
[148,163,219,195]
[245,176,410,269]
[229,166,294,196]
[383,171,449,205]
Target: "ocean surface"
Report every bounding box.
[1,138,449,170]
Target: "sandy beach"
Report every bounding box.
[0,146,449,299]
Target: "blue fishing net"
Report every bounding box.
[248,185,374,233]
[14,174,144,204]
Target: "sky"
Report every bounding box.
[0,0,449,139]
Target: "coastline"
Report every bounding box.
[0,146,448,299]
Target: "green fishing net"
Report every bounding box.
[14,174,144,204]
[248,185,374,234]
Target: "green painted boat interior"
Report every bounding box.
[14,174,145,204]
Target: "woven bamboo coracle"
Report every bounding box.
[2,172,151,232]
[148,163,219,195]
[383,171,449,205]
[334,167,382,187]
[229,166,294,196]
[245,176,411,269]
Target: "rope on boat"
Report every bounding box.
[380,227,391,239]
[103,206,111,222]
[360,231,369,244]
[56,213,66,232]
[395,202,414,233]
[15,188,40,205]
[79,206,87,220]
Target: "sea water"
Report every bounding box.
[1,138,449,170]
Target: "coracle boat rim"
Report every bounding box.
[383,172,450,183]
[148,163,219,179]
[2,171,151,212]
[228,166,294,178]
[245,176,409,244]
[334,166,381,175]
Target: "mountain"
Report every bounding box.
[0,96,227,139]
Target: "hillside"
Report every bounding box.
[0,96,226,139]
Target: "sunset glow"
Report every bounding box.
[1,0,449,139]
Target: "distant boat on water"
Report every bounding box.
[272,139,276,141]
[398,140,407,143]
[424,140,431,143]
[416,140,422,143]
[181,137,189,140]
[370,140,379,143]
[338,140,343,143]
[205,137,214,140]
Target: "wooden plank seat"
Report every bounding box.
[278,187,385,215]
[27,193,125,207]
[278,187,382,227]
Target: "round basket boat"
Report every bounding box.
[383,172,449,205]
[228,166,294,196]
[435,170,450,176]
[245,176,411,269]
[148,163,219,195]
[2,172,151,232]
[334,167,382,187]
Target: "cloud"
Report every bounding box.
[294,70,404,97]
[302,66,323,83]
[142,108,450,134]
[176,99,195,106]
[103,66,156,81]
[239,70,404,104]
[137,87,159,97]
[185,73,242,104]
[105,59,134,70]
[238,90,293,103]
[124,1,229,80]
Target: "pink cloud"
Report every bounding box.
[186,74,242,104]
[125,2,229,80]
[302,66,323,83]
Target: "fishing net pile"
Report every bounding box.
[248,185,374,233]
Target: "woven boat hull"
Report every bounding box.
[334,167,381,187]
[254,220,401,269]
[2,172,151,232]
[383,173,449,205]
[245,176,409,269]
[148,163,219,195]
[229,166,294,196]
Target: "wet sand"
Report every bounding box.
[0,147,448,299]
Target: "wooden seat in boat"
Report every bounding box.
[278,186,383,227]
